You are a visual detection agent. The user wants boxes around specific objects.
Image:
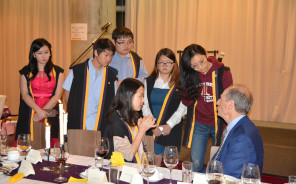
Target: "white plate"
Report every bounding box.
[1,157,22,163]
[143,172,164,182]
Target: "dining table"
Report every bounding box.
[0,153,186,184]
[0,152,263,184]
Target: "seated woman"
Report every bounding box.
[104,78,156,163]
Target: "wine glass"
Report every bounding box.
[241,163,260,184]
[164,146,179,184]
[0,126,8,160]
[17,134,32,157]
[141,152,156,184]
[206,160,224,184]
[95,137,109,169]
[53,142,69,182]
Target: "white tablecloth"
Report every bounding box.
[0,154,184,184]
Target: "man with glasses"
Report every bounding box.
[110,27,148,88]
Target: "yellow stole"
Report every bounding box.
[123,122,141,164]
[82,67,107,130]
[29,69,56,141]
[186,70,218,148]
[129,53,137,78]
[212,71,218,143]
[153,84,176,139]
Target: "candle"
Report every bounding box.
[58,100,64,144]
[63,112,68,135]
[45,122,51,149]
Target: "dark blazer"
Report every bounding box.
[215,116,264,178]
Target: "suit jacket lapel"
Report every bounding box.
[219,116,249,153]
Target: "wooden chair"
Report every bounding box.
[67,129,101,157]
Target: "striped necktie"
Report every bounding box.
[214,129,228,160]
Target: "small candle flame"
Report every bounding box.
[58,99,62,103]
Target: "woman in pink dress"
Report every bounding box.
[15,38,64,148]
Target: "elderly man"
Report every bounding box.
[213,85,264,178]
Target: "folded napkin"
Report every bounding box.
[68,176,87,183]
[18,160,35,177]
[110,152,125,166]
[7,173,25,183]
[0,164,18,175]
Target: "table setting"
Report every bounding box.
[0,104,267,184]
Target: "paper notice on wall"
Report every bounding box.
[71,23,87,40]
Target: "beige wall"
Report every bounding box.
[0,0,116,114]
[70,0,116,66]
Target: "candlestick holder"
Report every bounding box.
[40,148,54,172]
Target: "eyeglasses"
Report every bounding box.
[191,60,205,69]
[115,40,134,46]
[157,62,174,67]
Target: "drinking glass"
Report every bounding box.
[0,126,8,160]
[53,142,69,182]
[141,152,156,184]
[95,137,109,169]
[164,146,179,184]
[241,163,260,184]
[182,161,193,183]
[206,160,224,184]
[109,164,119,184]
[17,134,32,157]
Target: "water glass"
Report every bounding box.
[17,134,32,156]
[289,175,296,184]
[206,160,224,184]
[109,164,119,184]
[95,137,109,169]
[141,152,156,184]
[241,163,260,184]
[164,146,179,184]
[182,161,193,183]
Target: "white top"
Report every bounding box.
[142,75,187,128]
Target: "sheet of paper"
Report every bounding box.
[87,167,107,184]
[18,160,35,177]
[26,149,42,164]
[119,165,139,183]
[193,172,207,184]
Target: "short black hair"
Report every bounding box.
[112,26,134,41]
[93,38,115,58]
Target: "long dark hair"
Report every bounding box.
[107,78,144,127]
[179,44,207,100]
[150,48,179,88]
[28,38,53,81]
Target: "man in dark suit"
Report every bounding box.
[213,85,264,178]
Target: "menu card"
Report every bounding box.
[119,165,139,183]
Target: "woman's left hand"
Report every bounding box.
[138,116,156,133]
[33,109,48,122]
[159,124,172,136]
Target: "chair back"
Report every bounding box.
[210,146,219,160]
[0,95,6,118]
[67,129,101,157]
